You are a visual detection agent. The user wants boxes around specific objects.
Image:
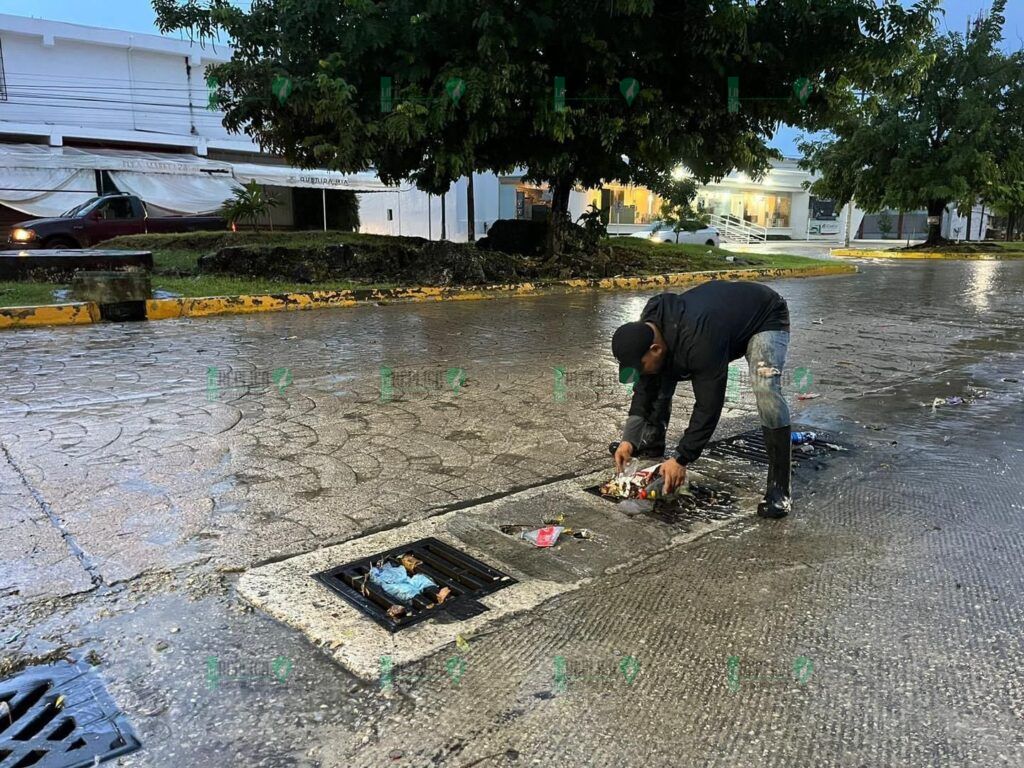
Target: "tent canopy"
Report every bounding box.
[0,143,394,217]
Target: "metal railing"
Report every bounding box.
[708,213,768,244]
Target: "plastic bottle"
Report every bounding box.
[791,431,817,445]
[639,476,690,500]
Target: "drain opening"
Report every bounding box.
[706,427,843,467]
[0,661,140,768]
[313,537,516,633]
[586,480,741,526]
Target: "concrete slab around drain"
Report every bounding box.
[237,468,762,680]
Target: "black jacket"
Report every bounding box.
[628,280,789,464]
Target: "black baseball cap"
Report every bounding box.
[611,321,654,384]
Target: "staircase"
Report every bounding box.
[709,213,768,244]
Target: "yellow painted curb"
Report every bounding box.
[2,263,855,329]
[0,302,100,329]
[831,248,1021,260]
[146,264,856,320]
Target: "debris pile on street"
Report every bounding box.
[598,463,662,499]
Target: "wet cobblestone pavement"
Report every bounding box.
[2,260,1023,766]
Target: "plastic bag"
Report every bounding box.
[369,563,437,601]
[522,526,565,547]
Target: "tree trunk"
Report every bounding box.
[897,211,904,240]
[965,202,973,242]
[925,200,947,245]
[544,178,573,260]
[467,173,476,242]
[441,192,447,240]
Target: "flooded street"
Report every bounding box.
[2,259,1023,767]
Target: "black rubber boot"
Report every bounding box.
[757,426,792,519]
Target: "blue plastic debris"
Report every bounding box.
[369,563,437,602]
[791,431,817,445]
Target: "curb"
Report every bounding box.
[0,302,100,329]
[830,248,1021,260]
[1,263,855,330]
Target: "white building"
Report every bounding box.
[0,14,441,236]
[0,13,986,245]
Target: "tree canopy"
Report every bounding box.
[799,0,1023,243]
[156,0,938,253]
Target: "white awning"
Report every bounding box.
[0,167,97,218]
[0,143,232,174]
[230,163,390,192]
[108,171,240,215]
[0,143,399,217]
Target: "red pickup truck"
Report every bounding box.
[6,193,226,249]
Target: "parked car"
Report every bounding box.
[6,193,226,249]
[628,220,720,246]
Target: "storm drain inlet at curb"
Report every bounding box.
[313,537,516,633]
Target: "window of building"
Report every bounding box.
[696,190,792,228]
[595,183,665,225]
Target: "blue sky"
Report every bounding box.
[1,0,1020,156]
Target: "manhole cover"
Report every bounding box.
[0,660,141,768]
[313,538,516,633]
[706,427,843,468]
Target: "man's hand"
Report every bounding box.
[614,441,635,473]
[659,458,687,494]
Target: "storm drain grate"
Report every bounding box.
[586,481,742,527]
[0,660,140,768]
[313,537,516,633]
[706,427,842,468]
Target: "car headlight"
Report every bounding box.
[11,228,36,242]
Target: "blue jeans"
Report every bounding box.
[621,330,791,447]
[745,330,790,430]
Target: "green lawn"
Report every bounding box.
[0,281,68,307]
[1,232,838,308]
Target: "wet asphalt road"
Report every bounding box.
[1,258,1023,767]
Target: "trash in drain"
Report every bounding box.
[0,660,141,768]
[313,537,516,633]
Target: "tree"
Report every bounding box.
[799,0,1021,245]
[657,178,708,243]
[220,180,280,231]
[157,0,937,257]
[877,211,893,239]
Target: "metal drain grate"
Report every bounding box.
[0,661,140,768]
[587,481,741,527]
[313,537,516,633]
[706,427,841,467]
